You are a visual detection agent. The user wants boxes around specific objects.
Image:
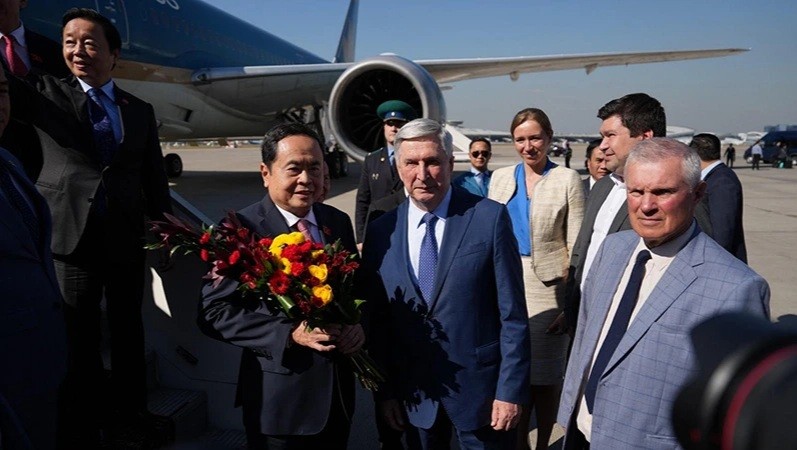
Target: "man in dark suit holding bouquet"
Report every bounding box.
[198,123,364,449]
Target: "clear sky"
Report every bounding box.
[211,0,796,135]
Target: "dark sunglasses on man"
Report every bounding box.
[471,151,490,158]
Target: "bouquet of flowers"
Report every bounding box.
[147,212,385,390]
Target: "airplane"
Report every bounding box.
[23,0,747,177]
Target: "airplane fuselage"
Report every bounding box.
[25,0,333,139]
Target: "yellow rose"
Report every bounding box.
[281,258,292,275]
[308,264,328,283]
[284,231,305,245]
[311,249,325,259]
[312,284,333,305]
[269,231,305,257]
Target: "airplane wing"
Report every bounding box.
[192,48,746,114]
[416,48,748,83]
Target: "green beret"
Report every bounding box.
[376,100,418,122]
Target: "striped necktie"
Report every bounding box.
[296,218,315,243]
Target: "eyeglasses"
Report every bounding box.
[471,151,491,158]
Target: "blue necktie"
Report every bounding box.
[584,249,652,413]
[0,163,39,242]
[87,88,117,166]
[475,172,486,195]
[418,213,439,304]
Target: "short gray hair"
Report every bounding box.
[626,138,701,189]
[394,118,453,158]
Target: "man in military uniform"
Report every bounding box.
[355,100,417,244]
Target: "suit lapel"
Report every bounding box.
[489,166,517,204]
[579,236,634,375]
[65,77,102,163]
[427,191,473,313]
[602,233,702,377]
[256,196,292,237]
[113,85,131,146]
[583,176,613,226]
[608,200,629,232]
[312,203,343,244]
[389,200,425,307]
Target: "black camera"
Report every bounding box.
[673,312,797,450]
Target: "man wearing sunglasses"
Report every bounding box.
[453,138,492,197]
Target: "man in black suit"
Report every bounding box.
[8,8,172,445]
[0,68,66,450]
[0,0,70,180]
[355,99,417,244]
[198,123,363,449]
[690,133,747,262]
[582,138,608,199]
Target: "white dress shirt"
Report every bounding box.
[576,222,697,440]
[407,188,452,282]
[581,174,626,294]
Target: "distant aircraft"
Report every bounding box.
[24,0,747,175]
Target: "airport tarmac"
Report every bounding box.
[165,142,796,448]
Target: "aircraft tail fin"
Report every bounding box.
[333,0,358,63]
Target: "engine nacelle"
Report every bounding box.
[327,55,446,162]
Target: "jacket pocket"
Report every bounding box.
[457,242,487,258]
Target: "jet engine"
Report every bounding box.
[327,55,446,162]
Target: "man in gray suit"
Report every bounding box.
[558,138,769,449]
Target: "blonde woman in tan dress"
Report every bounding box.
[489,108,584,450]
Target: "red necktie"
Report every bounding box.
[2,35,28,77]
[296,219,315,243]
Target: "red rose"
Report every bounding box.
[200,249,210,261]
[290,262,306,277]
[281,245,303,262]
[199,232,211,245]
[258,237,272,247]
[311,296,325,308]
[237,228,249,239]
[228,250,241,265]
[246,281,257,290]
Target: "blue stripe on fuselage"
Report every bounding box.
[23,0,328,70]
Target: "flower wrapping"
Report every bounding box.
[147,212,385,390]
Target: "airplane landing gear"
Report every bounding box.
[164,153,183,178]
